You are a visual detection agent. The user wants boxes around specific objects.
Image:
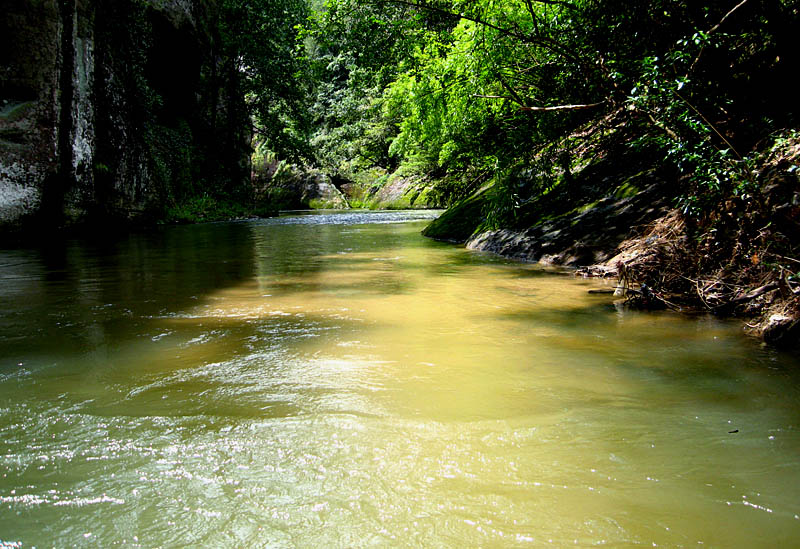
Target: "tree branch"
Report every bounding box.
[673,89,742,159]
[494,71,530,108]
[518,101,605,112]
[532,0,576,10]
[688,0,751,74]
[472,95,605,112]
[372,0,607,101]
[708,0,750,35]
[374,0,530,42]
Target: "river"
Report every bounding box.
[1,210,799,546]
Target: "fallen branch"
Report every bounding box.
[771,253,800,266]
[728,282,779,306]
[623,283,684,311]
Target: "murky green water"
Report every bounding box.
[1,210,799,547]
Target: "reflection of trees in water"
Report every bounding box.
[250,219,416,291]
[0,213,436,369]
[0,223,256,366]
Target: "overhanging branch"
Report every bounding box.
[472,95,605,113]
[518,102,604,112]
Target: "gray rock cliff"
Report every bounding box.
[1,0,250,234]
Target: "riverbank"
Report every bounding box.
[422,134,800,347]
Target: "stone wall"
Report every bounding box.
[0,0,250,234]
[1,0,61,228]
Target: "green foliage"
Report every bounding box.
[299,0,431,177]
[192,0,798,223]
[148,118,195,203]
[220,0,311,161]
[295,0,797,223]
[164,195,274,224]
[623,2,796,216]
[260,187,299,211]
[300,0,614,205]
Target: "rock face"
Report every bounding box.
[362,175,435,209]
[300,171,350,209]
[464,182,672,267]
[466,179,669,267]
[1,0,250,234]
[252,160,350,210]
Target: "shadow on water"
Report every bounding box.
[0,212,440,403]
[0,222,257,371]
[494,299,800,415]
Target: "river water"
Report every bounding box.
[1,210,799,547]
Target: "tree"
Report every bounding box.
[219,0,312,161]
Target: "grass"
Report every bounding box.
[164,196,276,224]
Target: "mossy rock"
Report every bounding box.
[308,197,347,209]
[613,171,653,198]
[422,190,489,242]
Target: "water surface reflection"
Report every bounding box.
[1,211,799,546]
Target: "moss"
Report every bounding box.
[573,200,601,215]
[381,199,411,210]
[614,177,645,198]
[308,198,344,209]
[421,189,489,241]
[412,186,436,208]
[347,189,425,210]
[345,198,370,209]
